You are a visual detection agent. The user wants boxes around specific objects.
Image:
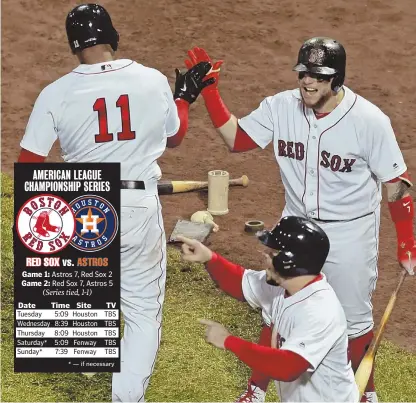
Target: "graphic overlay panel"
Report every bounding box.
[13,163,121,373]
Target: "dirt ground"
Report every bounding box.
[2,0,416,352]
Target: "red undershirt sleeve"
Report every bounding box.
[205,253,245,301]
[17,149,46,163]
[388,194,414,244]
[202,89,231,129]
[249,325,273,390]
[201,88,259,152]
[225,336,310,382]
[387,173,415,251]
[232,125,259,152]
[167,99,189,147]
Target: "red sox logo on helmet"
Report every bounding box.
[308,48,325,64]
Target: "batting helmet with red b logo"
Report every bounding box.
[293,37,346,92]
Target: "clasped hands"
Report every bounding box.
[174,47,222,104]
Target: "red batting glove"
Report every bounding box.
[398,239,416,275]
[184,47,231,129]
[185,47,223,95]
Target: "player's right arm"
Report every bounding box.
[177,235,247,300]
[17,86,58,162]
[184,47,274,152]
[365,112,415,273]
[177,235,282,309]
[201,95,261,152]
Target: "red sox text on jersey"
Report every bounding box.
[277,140,356,173]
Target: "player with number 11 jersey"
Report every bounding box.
[17,4,212,402]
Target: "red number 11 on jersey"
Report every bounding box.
[93,94,136,143]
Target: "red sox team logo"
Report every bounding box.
[278,140,357,172]
[308,48,325,64]
[16,194,76,254]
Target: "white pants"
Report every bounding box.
[318,209,380,338]
[282,206,381,338]
[112,193,166,402]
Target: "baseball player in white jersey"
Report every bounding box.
[177,216,359,402]
[17,4,213,402]
[183,39,416,402]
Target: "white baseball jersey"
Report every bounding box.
[238,86,407,220]
[20,59,180,402]
[20,59,180,184]
[242,271,359,402]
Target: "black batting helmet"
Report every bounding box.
[257,216,330,277]
[66,4,119,54]
[293,37,346,92]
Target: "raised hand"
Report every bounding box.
[185,47,223,94]
[174,61,215,104]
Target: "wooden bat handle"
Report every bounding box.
[229,175,249,187]
[158,180,207,195]
[157,175,249,195]
[355,269,408,399]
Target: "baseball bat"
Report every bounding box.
[354,268,408,400]
[157,175,249,195]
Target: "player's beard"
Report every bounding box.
[301,88,333,111]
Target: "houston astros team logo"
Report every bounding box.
[70,195,118,252]
[16,194,76,254]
